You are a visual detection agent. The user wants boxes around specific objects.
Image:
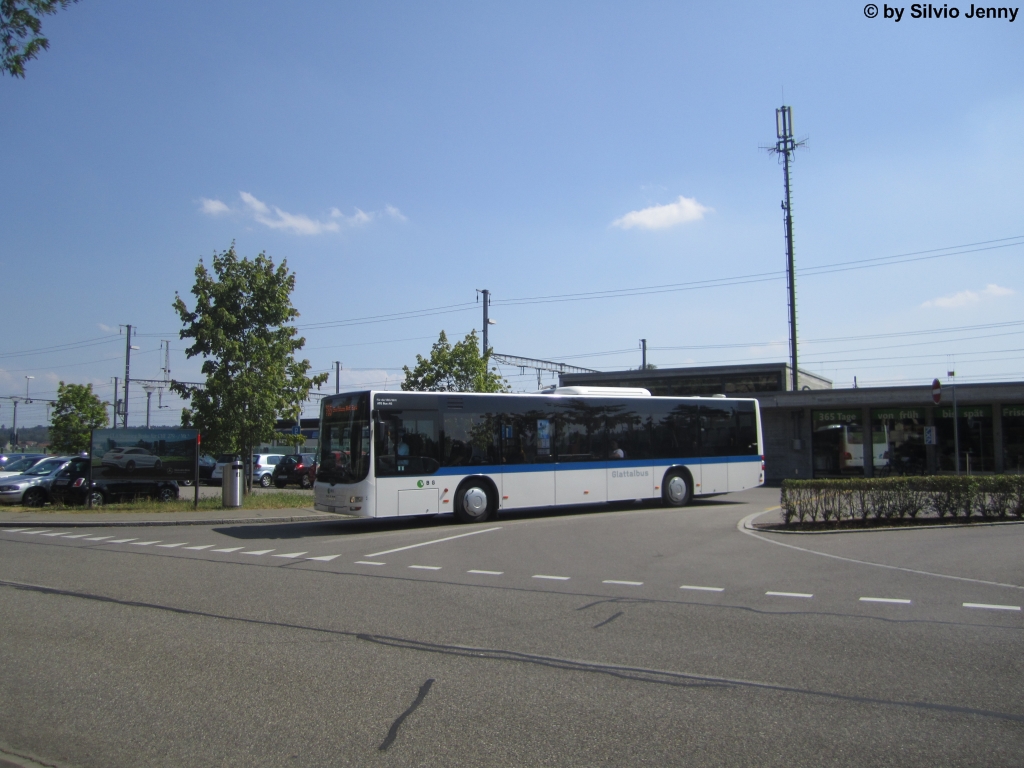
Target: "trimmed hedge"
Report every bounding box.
[779,476,1024,525]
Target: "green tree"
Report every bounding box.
[402,330,509,392]
[171,244,328,489]
[49,381,107,454]
[1,0,79,78]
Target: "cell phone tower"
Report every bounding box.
[766,105,806,392]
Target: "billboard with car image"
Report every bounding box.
[90,428,199,484]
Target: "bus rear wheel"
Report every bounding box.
[454,481,494,524]
[662,469,692,507]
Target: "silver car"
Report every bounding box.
[0,456,74,507]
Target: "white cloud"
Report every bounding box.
[240,192,340,235]
[612,195,712,230]
[199,198,230,216]
[921,284,1015,309]
[198,192,407,235]
[98,323,116,332]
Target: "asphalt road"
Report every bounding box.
[1,487,1022,767]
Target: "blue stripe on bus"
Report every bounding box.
[433,455,760,476]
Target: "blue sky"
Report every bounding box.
[1,0,1022,427]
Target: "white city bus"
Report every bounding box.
[314,387,764,523]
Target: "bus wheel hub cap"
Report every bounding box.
[464,488,487,514]
[668,477,686,502]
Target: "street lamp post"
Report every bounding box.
[143,384,156,429]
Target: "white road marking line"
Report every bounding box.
[738,509,1024,592]
[766,591,813,598]
[409,565,441,570]
[184,544,214,550]
[241,549,274,555]
[41,532,73,537]
[860,597,911,604]
[272,552,308,558]
[355,560,386,566]
[211,547,243,553]
[533,575,571,581]
[108,539,137,544]
[19,530,50,534]
[306,554,341,561]
[85,536,113,541]
[366,527,502,558]
[61,534,92,539]
[603,580,643,586]
[2,528,30,532]
[680,585,725,592]
[467,570,503,575]
[131,541,161,546]
[963,602,1021,611]
[156,543,188,548]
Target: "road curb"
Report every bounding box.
[0,514,339,528]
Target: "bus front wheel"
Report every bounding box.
[454,481,494,524]
[662,470,692,507]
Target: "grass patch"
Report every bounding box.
[10,491,316,515]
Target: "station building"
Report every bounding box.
[560,363,1024,484]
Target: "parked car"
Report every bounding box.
[252,453,285,488]
[272,453,317,489]
[51,457,179,506]
[0,454,50,478]
[180,454,217,487]
[0,456,74,507]
[211,453,285,487]
[101,446,163,472]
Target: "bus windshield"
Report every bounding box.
[317,392,371,485]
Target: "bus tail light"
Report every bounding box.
[760,456,765,472]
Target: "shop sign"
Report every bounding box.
[813,409,861,424]
[937,405,992,419]
[872,408,923,421]
[1003,404,1024,418]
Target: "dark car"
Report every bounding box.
[51,457,179,507]
[272,453,317,489]
[180,454,217,487]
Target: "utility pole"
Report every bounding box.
[766,105,806,392]
[477,289,495,354]
[143,384,156,429]
[335,361,342,394]
[112,377,119,429]
[949,368,960,475]
[640,339,647,370]
[11,397,18,448]
[122,325,132,428]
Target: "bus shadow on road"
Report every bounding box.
[212,497,745,539]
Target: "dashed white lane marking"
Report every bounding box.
[533,575,571,581]
[85,536,113,541]
[61,534,92,539]
[272,552,308,558]
[211,547,243,553]
[355,560,386,566]
[108,539,137,544]
[860,597,912,604]
[306,554,341,562]
[365,527,502,558]
[2,528,29,532]
[766,591,813,598]
[156,543,188,548]
[681,585,725,592]
[184,544,214,550]
[132,541,161,546]
[20,530,50,534]
[41,532,72,537]
[468,570,503,575]
[963,602,1021,611]
[409,565,441,570]
[603,580,643,586]
[242,549,274,555]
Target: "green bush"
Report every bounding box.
[779,476,1024,525]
